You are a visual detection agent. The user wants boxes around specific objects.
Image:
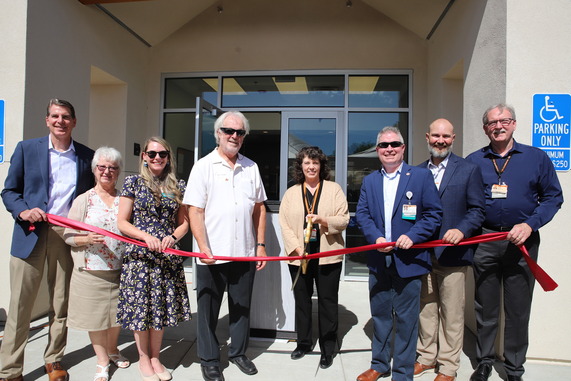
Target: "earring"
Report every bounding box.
[143,161,148,167]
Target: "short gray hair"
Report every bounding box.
[482,103,516,125]
[214,111,250,144]
[91,146,123,172]
[377,126,404,144]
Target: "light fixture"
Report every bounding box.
[346,0,352,7]
[217,6,223,14]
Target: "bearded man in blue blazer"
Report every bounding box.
[1,99,94,381]
[355,126,442,381]
[414,119,486,381]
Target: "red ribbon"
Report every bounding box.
[41,213,558,292]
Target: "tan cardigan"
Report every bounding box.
[279,180,349,266]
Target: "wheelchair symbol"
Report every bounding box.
[540,96,564,122]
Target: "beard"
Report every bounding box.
[428,143,452,159]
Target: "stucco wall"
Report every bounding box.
[506,0,571,361]
[0,0,150,318]
[427,0,571,362]
[147,0,429,154]
[0,0,28,320]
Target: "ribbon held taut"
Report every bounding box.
[42,213,558,291]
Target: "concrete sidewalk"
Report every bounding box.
[1,281,569,380]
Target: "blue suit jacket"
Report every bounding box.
[355,162,443,278]
[417,153,486,266]
[1,136,94,258]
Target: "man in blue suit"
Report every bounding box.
[355,126,442,381]
[414,119,485,381]
[1,99,94,381]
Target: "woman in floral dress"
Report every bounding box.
[117,137,191,381]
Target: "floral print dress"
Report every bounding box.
[117,175,191,331]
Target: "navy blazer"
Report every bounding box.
[355,162,443,278]
[418,153,486,266]
[2,136,94,258]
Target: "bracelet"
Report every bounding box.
[256,243,266,247]
[171,234,178,242]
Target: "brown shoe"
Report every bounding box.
[414,362,436,377]
[434,373,456,381]
[0,376,24,381]
[356,368,391,381]
[45,362,69,381]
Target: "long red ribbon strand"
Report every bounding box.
[43,213,558,291]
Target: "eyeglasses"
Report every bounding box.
[377,141,404,149]
[485,118,515,128]
[96,165,119,173]
[145,150,169,159]
[220,127,246,137]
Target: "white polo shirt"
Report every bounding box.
[183,149,267,264]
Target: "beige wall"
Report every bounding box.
[0,0,27,320]
[427,0,571,362]
[0,0,150,316]
[147,0,429,158]
[506,0,571,361]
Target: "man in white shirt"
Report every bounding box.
[184,111,267,381]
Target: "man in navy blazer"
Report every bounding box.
[414,119,485,381]
[355,126,442,381]
[1,99,94,381]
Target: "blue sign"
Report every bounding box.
[0,100,4,164]
[532,94,571,171]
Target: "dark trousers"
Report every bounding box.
[472,228,540,376]
[369,265,421,381]
[288,261,342,356]
[196,261,255,366]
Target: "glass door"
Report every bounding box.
[280,111,345,196]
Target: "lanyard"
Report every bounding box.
[491,153,512,183]
[303,181,321,215]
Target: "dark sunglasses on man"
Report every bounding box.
[220,127,247,137]
[377,141,404,149]
[145,150,170,159]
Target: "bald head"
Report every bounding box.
[426,118,455,163]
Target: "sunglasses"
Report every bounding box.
[220,127,246,137]
[377,141,404,149]
[145,150,169,159]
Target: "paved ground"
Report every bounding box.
[1,281,570,380]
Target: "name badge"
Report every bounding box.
[402,204,417,220]
[491,183,508,199]
[304,227,318,242]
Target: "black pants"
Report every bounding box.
[288,260,342,356]
[472,228,540,376]
[196,261,256,366]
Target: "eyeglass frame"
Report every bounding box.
[377,141,404,149]
[485,118,515,128]
[145,150,170,159]
[96,165,119,173]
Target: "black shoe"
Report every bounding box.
[201,365,225,381]
[470,363,492,381]
[319,354,333,369]
[229,355,258,375]
[290,346,311,360]
[507,376,523,381]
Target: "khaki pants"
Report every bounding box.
[0,226,72,378]
[416,259,467,377]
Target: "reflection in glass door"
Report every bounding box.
[281,112,344,195]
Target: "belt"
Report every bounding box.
[483,224,513,232]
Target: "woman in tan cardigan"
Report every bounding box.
[279,146,349,370]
